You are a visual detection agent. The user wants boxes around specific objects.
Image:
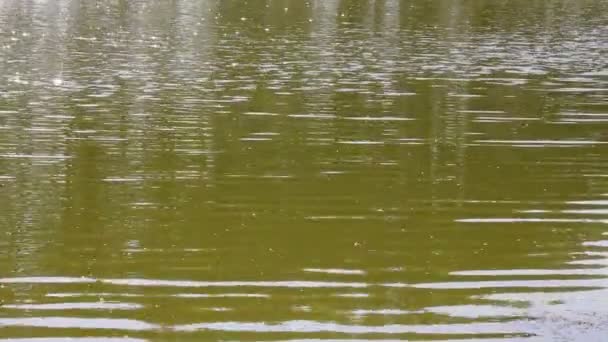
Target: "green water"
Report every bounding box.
[0,0,607,341]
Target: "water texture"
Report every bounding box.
[0,0,607,341]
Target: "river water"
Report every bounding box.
[0,0,607,341]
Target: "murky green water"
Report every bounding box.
[1,0,607,341]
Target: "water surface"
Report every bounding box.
[1,0,607,341]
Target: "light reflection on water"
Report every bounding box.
[0,232,607,338]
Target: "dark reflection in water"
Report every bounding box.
[0,0,607,341]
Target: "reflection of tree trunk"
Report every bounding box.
[0,0,71,276]
[427,1,471,207]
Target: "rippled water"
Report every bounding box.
[1,0,607,341]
